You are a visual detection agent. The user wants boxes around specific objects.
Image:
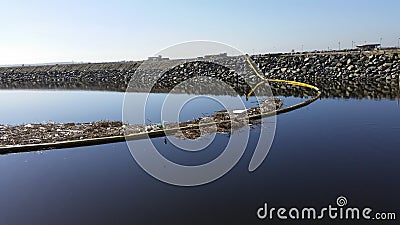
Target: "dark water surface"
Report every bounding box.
[0,92,399,224]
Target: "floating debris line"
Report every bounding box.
[167,97,282,140]
[0,121,125,146]
[0,98,282,148]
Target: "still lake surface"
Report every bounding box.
[0,89,399,225]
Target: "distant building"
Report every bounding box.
[204,53,228,59]
[147,55,169,61]
[356,43,381,51]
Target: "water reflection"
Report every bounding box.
[0,77,398,100]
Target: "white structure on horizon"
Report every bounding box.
[356,43,381,51]
[204,53,228,59]
[147,55,170,61]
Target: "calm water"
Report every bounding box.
[0,90,124,125]
[0,90,399,225]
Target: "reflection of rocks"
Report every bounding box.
[0,50,399,99]
[269,80,399,99]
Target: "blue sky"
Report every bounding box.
[1,0,399,64]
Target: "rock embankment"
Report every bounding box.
[0,50,399,98]
[252,50,399,99]
[0,61,139,92]
[253,51,399,82]
[130,58,256,95]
